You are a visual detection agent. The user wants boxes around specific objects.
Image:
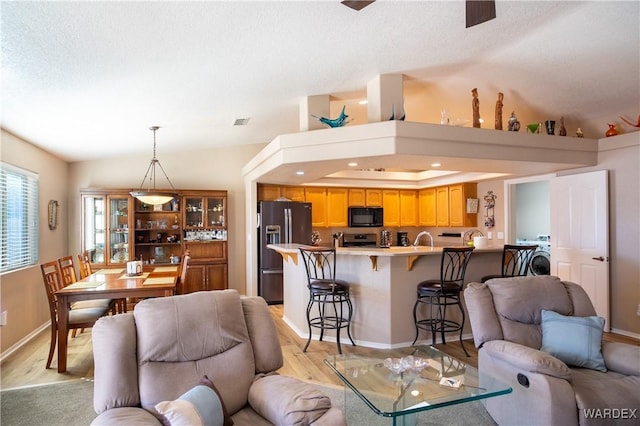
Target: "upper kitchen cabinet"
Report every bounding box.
[449,183,477,227]
[305,187,327,227]
[418,188,437,226]
[327,188,348,227]
[399,190,418,226]
[348,188,382,206]
[382,190,400,227]
[257,184,305,202]
[436,186,450,227]
[81,190,133,267]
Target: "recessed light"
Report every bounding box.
[431,162,441,167]
[296,171,304,175]
[348,162,358,167]
[358,100,368,105]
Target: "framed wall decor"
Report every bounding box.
[48,200,59,230]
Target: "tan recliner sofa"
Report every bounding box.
[465,275,640,426]
[91,289,345,425]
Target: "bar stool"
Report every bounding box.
[412,247,474,356]
[480,244,538,282]
[299,246,355,354]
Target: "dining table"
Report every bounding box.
[54,264,180,373]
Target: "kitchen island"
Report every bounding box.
[268,243,503,348]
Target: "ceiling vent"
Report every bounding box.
[233,118,250,126]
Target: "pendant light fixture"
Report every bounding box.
[130,126,178,206]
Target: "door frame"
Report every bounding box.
[504,173,555,244]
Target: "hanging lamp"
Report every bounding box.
[130,126,178,206]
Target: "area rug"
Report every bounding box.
[1,378,496,425]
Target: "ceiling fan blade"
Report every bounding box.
[341,1,375,11]
[466,0,496,28]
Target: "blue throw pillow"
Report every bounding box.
[155,376,233,426]
[540,309,607,372]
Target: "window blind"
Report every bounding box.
[1,161,39,273]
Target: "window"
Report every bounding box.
[1,162,39,273]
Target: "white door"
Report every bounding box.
[550,170,609,328]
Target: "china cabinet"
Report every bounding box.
[81,189,229,292]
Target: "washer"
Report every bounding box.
[530,250,550,276]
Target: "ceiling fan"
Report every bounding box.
[341,0,496,28]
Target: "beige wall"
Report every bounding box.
[1,130,69,353]
[67,143,265,296]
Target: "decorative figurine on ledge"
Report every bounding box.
[472,88,481,128]
[311,231,321,246]
[494,92,504,130]
[576,127,584,138]
[605,123,618,137]
[559,116,567,136]
[311,105,350,128]
[507,111,520,131]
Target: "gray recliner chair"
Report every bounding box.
[91,289,345,425]
[464,275,640,426]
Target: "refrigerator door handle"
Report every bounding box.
[285,208,291,244]
[257,212,261,228]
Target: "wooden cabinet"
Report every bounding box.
[418,188,437,226]
[181,241,228,294]
[327,188,348,227]
[348,188,365,206]
[348,188,383,207]
[80,191,133,267]
[366,189,383,206]
[257,184,305,202]
[382,190,400,227]
[282,186,306,202]
[448,183,478,227]
[81,188,228,292]
[305,187,327,227]
[133,198,182,265]
[399,190,418,226]
[257,184,281,201]
[436,186,450,227]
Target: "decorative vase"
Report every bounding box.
[605,123,618,137]
[545,120,556,135]
[559,117,567,136]
[527,123,540,134]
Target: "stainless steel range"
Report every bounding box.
[342,233,377,247]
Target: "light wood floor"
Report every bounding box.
[2,304,638,390]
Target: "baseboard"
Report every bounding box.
[0,321,50,363]
[609,328,640,341]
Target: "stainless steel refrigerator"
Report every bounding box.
[258,201,312,304]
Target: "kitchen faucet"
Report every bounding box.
[413,231,434,247]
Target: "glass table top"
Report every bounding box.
[324,345,512,419]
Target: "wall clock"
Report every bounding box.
[48,200,59,230]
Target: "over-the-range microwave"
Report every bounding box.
[348,207,383,228]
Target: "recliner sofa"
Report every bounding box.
[465,275,640,426]
[91,289,345,425]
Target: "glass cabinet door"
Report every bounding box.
[82,195,106,264]
[108,196,130,264]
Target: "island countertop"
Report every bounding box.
[268,242,505,348]
[267,243,502,256]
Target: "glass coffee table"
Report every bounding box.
[324,345,511,426]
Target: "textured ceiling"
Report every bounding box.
[1,1,639,162]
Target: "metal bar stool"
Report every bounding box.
[480,244,538,282]
[299,246,355,354]
[412,247,474,356]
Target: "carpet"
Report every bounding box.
[0,379,496,425]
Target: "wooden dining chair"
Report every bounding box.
[77,251,92,279]
[40,260,111,369]
[57,256,117,321]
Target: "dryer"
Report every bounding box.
[517,235,551,276]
